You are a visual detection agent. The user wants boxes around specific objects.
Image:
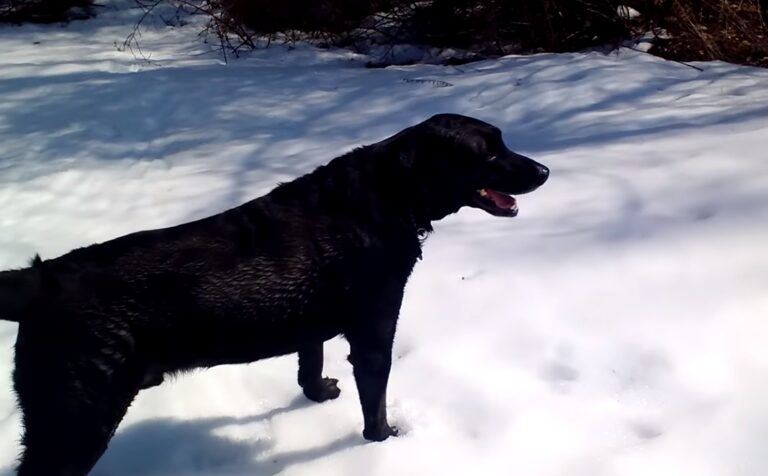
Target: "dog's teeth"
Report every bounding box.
[478,189,488,197]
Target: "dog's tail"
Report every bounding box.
[0,255,46,323]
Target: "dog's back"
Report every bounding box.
[3,191,370,367]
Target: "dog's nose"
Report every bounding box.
[537,164,549,177]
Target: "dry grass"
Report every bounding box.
[0,0,93,23]
[642,0,768,66]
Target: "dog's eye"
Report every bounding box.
[487,155,497,162]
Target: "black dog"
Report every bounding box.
[0,114,548,475]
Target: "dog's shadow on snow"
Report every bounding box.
[90,396,363,476]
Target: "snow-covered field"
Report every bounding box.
[1,3,768,475]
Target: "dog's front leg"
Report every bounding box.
[298,343,341,402]
[347,320,399,442]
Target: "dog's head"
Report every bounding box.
[392,113,549,220]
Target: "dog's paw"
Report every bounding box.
[302,377,341,403]
[363,424,399,442]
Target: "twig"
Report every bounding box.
[626,45,704,72]
[123,0,164,62]
[401,78,453,87]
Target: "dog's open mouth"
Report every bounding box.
[473,188,519,217]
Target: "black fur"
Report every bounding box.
[0,114,548,475]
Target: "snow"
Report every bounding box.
[2,3,768,475]
[617,5,642,20]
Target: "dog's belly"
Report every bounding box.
[144,308,344,372]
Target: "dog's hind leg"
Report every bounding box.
[13,334,142,475]
[15,372,140,476]
[298,343,341,402]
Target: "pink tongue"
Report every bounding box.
[485,189,516,209]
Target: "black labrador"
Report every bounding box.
[0,113,549,475]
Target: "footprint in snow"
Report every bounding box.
[541,361,580,392]
[628,420,664,440]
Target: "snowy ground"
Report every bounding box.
[1,3,768,475]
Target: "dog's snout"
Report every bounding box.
[536,164,549,178]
